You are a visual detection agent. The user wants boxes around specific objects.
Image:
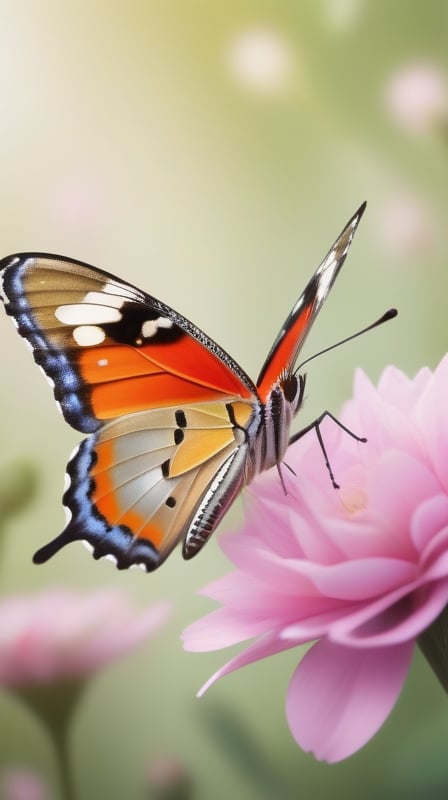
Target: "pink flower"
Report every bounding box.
[146,755,192,799]
[376,192,438,260]
[383,62,448,133]
[183,356,448,762]
[0,589,170,686]
[0,768,48,800]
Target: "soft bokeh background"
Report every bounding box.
[0,2,447,798]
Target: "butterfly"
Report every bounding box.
[0,202,367,571]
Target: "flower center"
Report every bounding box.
[340,486,368,514]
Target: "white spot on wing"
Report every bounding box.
[97,358,109,367]
[73,325,106,346]
[55,303,122,325]
[157,316,173,328]
[130,562,149,572]
[105,553,118,566]
[67,443,80,462]
[82,540,94,554]
[141,316,173,338]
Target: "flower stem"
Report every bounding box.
[53,724,76,800]
[16,680,84,800]
[418,604,448,694]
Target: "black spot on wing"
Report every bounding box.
[174,428,184,445]
[101,301,183,346]
[175,410,187,428]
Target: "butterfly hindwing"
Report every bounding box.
[33,400,253,570]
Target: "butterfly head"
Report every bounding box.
[280,371,305,414]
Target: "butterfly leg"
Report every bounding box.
[289,411,367,489]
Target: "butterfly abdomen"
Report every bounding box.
[182,446,249,559]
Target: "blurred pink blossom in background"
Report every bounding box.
[0,589,170,686]
[0,768,49,800]
[184,356,448,762]
[383,62,448,134]
[146,754,192,800]
[376,191,438,259]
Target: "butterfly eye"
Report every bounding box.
[282,374,299,404]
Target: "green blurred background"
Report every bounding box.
[0,2,448,798]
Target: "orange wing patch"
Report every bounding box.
[80,336,254,419]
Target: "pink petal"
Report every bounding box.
[218,538,319,594]
[182,607,279,651]
[195,631,294,697]
[348,369,417,448]
[283,556,415,601]
[328,575,448,647]
[220,539,415,602]
[278,605,356,643]
[369,451,441,551]
[198,569,329,618]
[417,361,448,493]
[411,495,448,552]
[420,528,448,572]
[377,364,432,409]
[286,639,413,762]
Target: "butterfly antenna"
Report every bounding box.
[294,308,397,375]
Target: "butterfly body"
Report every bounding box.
[0,203,365,570]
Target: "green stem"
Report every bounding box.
[15,680,84,800]
[418,604,448,693]
[52,722,76,800]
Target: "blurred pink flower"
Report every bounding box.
[146,755,192,800]
[0,768,48,800]
[0,589,170,686]
[183,356,448,762]
[376,192,437,259]
[383,62,448,133]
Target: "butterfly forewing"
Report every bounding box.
[256,202,366,400]
[0,254,256,433]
